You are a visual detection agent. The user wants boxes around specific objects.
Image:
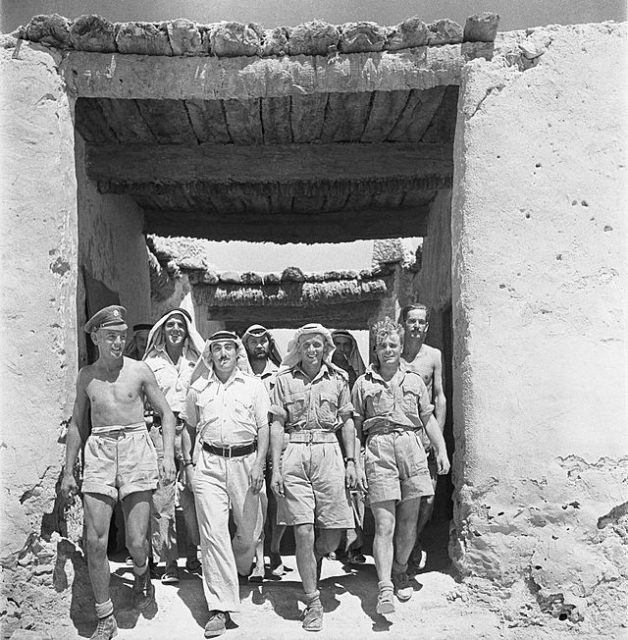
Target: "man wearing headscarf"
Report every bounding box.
[331,330,366,389]
[242,324,286,579]
[143,308,204,583]
[269,323,357,632]
[124,323,153,360]
[181,331,269,638]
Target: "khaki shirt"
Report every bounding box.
[182,368,270,446]
[352,364,434,440]
[270,363,352,432]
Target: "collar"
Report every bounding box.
[209,367,247,387]
[365,363,407,384]
[259,359,278,378]
[294,361,331,383]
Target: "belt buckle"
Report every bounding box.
[224,443,233,458]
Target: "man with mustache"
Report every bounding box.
[61,305,176,640]
[181,331,269,638]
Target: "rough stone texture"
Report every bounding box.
[338,21,387,53]
[69,14,116,53]
[451,22,628,636]
[209,21,263,57]
[286,20,339,56]
[0,44,79,639]
[115,21,173,56]
[261,26,290,57]
[463,13,500,43]
[385,17,429,51]
[427,19,464,46]
[167,18,206,56]
[61,41,494,100]
[25,14,71,48]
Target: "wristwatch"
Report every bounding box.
[344,457,355,465]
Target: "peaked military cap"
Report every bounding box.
[84,305,128,333]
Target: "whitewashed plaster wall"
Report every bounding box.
[451,22,627,632]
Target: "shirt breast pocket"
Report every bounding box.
[317,392,338,424]
[365,388,393,415]
[286,393,306,424]
[234,398,254,422]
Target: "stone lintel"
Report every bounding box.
[61,41,494,100]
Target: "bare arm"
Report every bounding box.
[250,383,270,493]
[432,350,447,432]
[61,371,90,498]
[424,414,450,475]
[142,363,176,482]
[270,416,286,496]
[340,416,357,489]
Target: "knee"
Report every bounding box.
[85,532,108,558]
[126,532,148,556]
[294,524,314,546]
[375,521,394,539]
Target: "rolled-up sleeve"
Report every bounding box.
[351,378,366,421]
[417,379,434,426]
[337,379,354,421]
[269,376,287,421]
[181,388,199,430]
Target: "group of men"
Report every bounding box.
[61,303,449,639]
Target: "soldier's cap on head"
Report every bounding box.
[84,305,128,333]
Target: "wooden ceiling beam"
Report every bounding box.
[86,142,452,188]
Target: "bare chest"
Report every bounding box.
[86,373,142,409]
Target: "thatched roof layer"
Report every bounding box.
[18,13,499,57]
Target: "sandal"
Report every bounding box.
[160,568,180,585]
[376,588,395,615]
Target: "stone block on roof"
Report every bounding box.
[262,26,291,56]
[241,272,263,284]
[281,266,305,282]
[286,20,340,56]
[167,18,206,56]
[339,21,388,53]
[25,14,71,48]
[115,22,173,55]
[209,21,263,57]
[69,15,117,53]
[219,271,243,284]
[385,17,429,51]
[263,273,282,285]
[464,13,500,43]
[426,19,464,46]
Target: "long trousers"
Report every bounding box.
[193,447,265,612]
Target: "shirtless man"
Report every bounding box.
[399,303,447,571]
[61,306,176,640]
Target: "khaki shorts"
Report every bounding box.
[365,430,434,505]
[277,441,353,529]
[83,429,159,501]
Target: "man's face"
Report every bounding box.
[404,309,429,340]
[210,340,238,376]
[245,335,270,361]
[298,334,325,369]
[135,330,149,357]
[164,315,187,348]
[93,327,127,360]
[375,332,402,368]
[333,335,353,359]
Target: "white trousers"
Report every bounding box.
[193,448,266,612]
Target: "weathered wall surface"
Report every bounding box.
[0,43,80,636]
[76,134,151,365]
[451,22,628,633]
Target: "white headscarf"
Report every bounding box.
[143,308,204,365]
[189,330,252,391]
[280,323,345,376]
[331,330,366,377]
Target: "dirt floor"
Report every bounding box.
[55,523,586,640]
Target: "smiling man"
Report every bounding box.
[181,330,269,638]
[61,305,176,640]
[270,323,357,632]
[352,317,450,616]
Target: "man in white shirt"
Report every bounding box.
[182,331,269,638]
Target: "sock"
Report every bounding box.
[377,580,394,593]
[304,590,321,607]
[133,558,148,576]
[95,599,114,619]
[392,559,408,574]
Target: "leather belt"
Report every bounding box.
[202,442,256,458]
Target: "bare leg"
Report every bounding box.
[415,494,435,540]
[394,498,421,567]
[315,529,343,558]
[122,490,153,569]
[84,493,115,605]
[293,523,317,594]
[371,501,395,582]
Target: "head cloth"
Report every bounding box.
[143,308,204,365]
[280,323,344,376]
[242,324,283,367]
[189,330,252,390]
[331,330,366,377]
